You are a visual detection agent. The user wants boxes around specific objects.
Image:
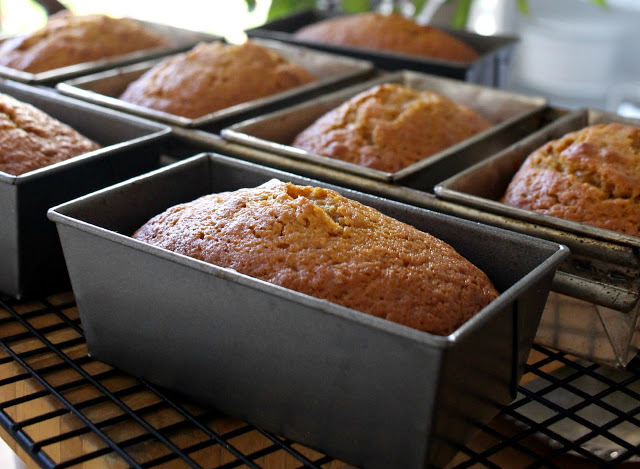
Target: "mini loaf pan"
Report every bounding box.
[221,70,547,184]
[56,38,375,129]
[0,20,221,85]
[48,153,568,469]
[434,109,640,367]
[246,8,518,88]
[0,79,171,299]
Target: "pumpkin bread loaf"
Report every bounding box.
[119,41,316,118]
[502,123,640,237]
[0,13,170,73]
[291,83,492,172]
[0,93,100,176]
[294,12,479,63]
[133,179,499,335]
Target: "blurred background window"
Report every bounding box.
[0,0,272,41]
[1,0,639,115]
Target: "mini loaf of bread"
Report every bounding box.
[0,93,101,176]
[294,12,479,63]
[0,13,170,73]
[119,41,316,119]
[291,83,492,173]
[502,123,640,237]
[133,179,499,335]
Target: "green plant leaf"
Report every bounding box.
[517,0,529,15]
[342,0,370,13]
[451,0,472,28]
[412,0,428,15]
[266,0,316,21]
[257,0,610,27]
[516,0,606,16]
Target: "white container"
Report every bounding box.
[512,0,634,99]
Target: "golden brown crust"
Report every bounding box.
[502,123,640,237]
[0,93,101,176]
[0,13,170,73]
[294,12,478,63]
[291,83,491,173]
[133,179,499,335]
[119,41,316,119]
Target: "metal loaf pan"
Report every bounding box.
[0,79,171,299]
[435,109,640,367]
[56,38,375,129]
[246,8,518,88]
[222,70,547,184]
[48,153,568,469]
[0,19,221,85]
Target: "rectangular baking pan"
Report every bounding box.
[221,70,547,184]
[0,19,221,85]
[246,8,518,88]
[56,38,375,129]
[0,80,171,299]
[435,109,640,367]
[48,152,568,469]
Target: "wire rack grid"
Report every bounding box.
[0,292,638,469]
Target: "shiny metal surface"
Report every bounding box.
[0,80,171,299]
[48,153,567,469]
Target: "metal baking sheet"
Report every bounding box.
[434,108,640,367]
[56,38,375,129]
[246,8,518,88]
[48,152,567,469]
[0,19,221,85]
[221,70,547,184]
[0,79,171,299]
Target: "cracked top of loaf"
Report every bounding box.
[0,13,170,73]
[0,93,100,176]
[294,12,479,63]
[291,83,492,173]
[119,41,316,119]
[133,179,499,335]
[502,123,640,237]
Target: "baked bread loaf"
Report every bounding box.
[291,83,492,172]
[502,123,640,237]
[0,93,101,176]
[0,13,170,73]
[294,12,479,63]
[119,41,316,118]
[133,179,499,335]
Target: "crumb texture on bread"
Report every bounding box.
[119,41,316,118]
[133,179,499,335]
[0,13,170,73]
[0,93,101,175]
[292,83,491,172]
[502,123,640,237]
[294,12,479,63]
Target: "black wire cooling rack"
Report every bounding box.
[0,292,638,469]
